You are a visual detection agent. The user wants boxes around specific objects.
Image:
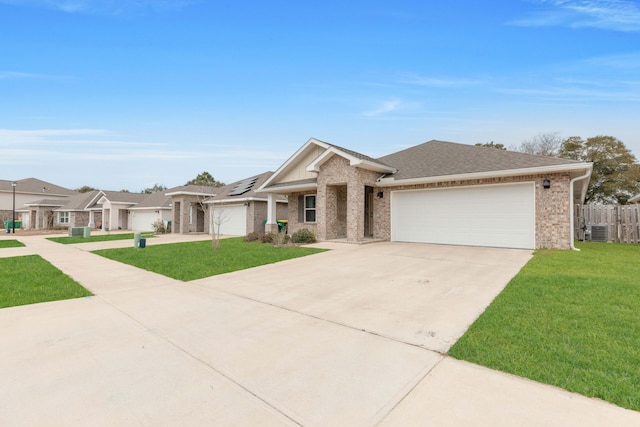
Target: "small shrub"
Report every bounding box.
[244,232,260,242]
[261,232,277,244]
[151,220,166,234]
[274,231,290,246]
[291,228,316,244]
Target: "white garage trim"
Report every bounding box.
[391,182,535,249]
[211,204,247,236]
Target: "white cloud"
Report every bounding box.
[362,99,402,117]
[510,0,640,31]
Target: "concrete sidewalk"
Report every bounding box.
[0,234,638,426]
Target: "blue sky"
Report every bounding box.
[1,0,639,191]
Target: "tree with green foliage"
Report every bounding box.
[186,171,225,187]
[76,185,97,193]
[475,141,506,150]
[142,183,167,194]
[559,135,640,204]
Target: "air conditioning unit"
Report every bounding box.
[590,225,608,242]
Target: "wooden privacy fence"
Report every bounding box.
[574,204,640,243]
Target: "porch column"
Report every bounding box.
[266,193,278,233]
[88,210,95,228]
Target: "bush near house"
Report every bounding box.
[291,228,316,244]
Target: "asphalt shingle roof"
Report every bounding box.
[377,140,583,180]
[0,178,75,196]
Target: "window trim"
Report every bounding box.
[304,194,316,223]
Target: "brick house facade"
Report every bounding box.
[258,138,592,250]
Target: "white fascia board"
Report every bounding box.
[256,182,317,193]
[306,147,397,174]
[164,191,217,197]
[258,138,330,191]
[376,163,592,187]
[206,196,288,204]
[128,206,170,211]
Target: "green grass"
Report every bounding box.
[0,239,25,248]
[92,237,328,281]
[448,242,640,411]
[47,232,154,244]
[0,255,92,308]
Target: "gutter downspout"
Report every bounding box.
[569,169,592,251]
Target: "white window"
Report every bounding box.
[59,212,70,224]
[304,195,316,223]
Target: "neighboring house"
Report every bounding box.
[23,191,101,230]
[257,138,593,250]
[84,191,148,231]
[127,190,173,232]
[166,185,220,234]
[0,178,76,228]
[203,171,288,236]
[167,172,288,236]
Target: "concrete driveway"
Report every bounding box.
[1,235,639,426]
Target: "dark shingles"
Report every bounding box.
[377,140,583,180]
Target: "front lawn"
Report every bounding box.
[448,242,640,411]
[92,237,328,281]
[0,239,25,248]
[48,232,154,244]
[0,255,92,308]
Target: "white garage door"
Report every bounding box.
[132,212,158,231]
[212,205,247,236]
[391,183,535,249]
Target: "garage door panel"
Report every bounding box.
[132,212,158,231]
[213,205,247,236]
[391,183,534,249]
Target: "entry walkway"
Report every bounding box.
[0,234,638,425]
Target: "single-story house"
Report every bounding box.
[49,191,101,229]
[256,138,593,250]
[167,172,288,236]
[166,185,220,234]
[127,190,173,232]
[0,178,75,228]
[203,171,288,236]
[81,191,148,231]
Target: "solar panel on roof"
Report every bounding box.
[228,177,258,196]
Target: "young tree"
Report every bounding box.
[186,171,225,187]
[513,132,562,156]
[559,135,640,204]
[209,205,230,250]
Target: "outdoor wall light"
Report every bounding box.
[543,179,551,189]
[376,191,384,199]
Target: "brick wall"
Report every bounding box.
[375,173,572,249]
[317,156,381,242]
